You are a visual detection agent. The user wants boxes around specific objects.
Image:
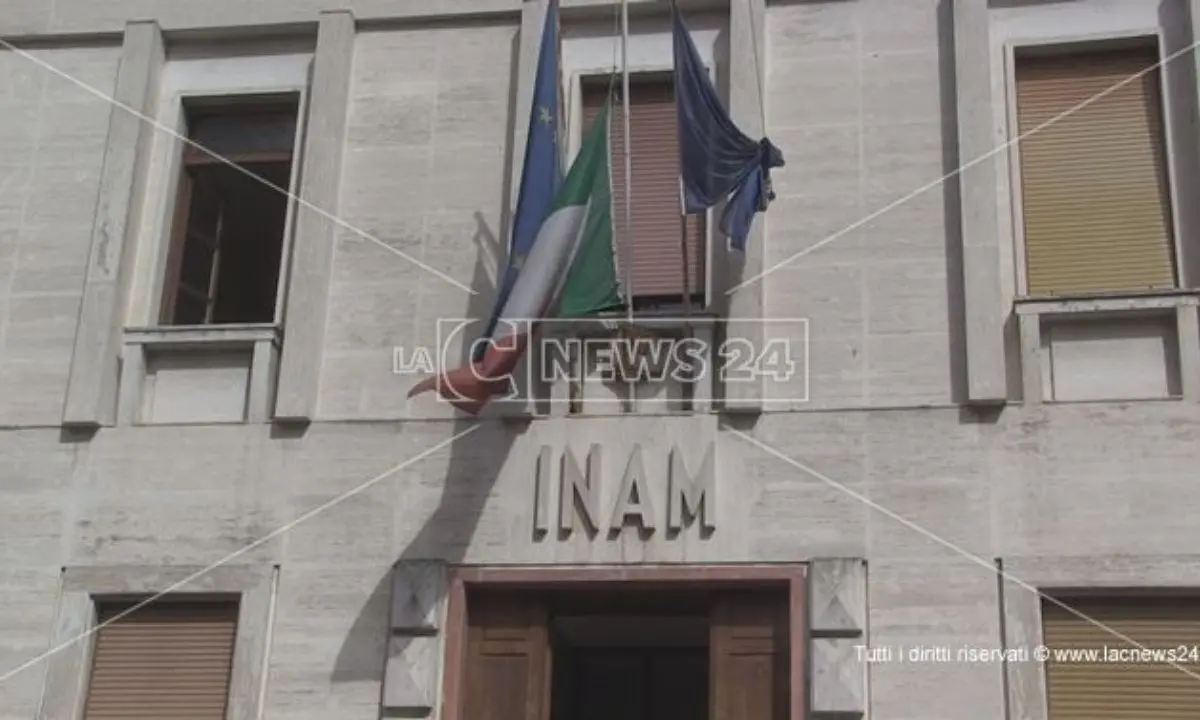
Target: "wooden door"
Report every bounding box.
[463,592,552,720]
[710,590,790,720]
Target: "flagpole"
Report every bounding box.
[620,0,634,330]
[620,0,637,408]
[672,0,694,406]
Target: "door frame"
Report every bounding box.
[440,564,808,720]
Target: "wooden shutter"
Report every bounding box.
[1015,45,1176,296]
[463,592,552,720]
[1042,597,1200,718]
[711,590,790,720]
[583,77,705,301]
[83,599,239,719]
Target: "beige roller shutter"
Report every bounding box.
[583,77,705,301]
[83,599,239,719]
[1042,597,1200,718]
[1015,45,1177,296]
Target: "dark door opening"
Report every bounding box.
[550,611,709,720]
[460,585,789,720]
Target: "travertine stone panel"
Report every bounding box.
[383,560,449,717]
[809,558,867,719]
[812,637,867,716]
[390,560,446,633]
[810,557,867,634]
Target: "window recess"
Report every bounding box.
[581,73,706,312]
[1013,41,1177,297]
[119,92,303,425]
[160,96,299,326]
[83,598,240,720]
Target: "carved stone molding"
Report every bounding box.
[809,558,868,719]
[384,560,449,717]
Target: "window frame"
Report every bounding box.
[38,565,277,720]
[128,48,312,330]
[158,93,304,326]
[1003,29,1182,300]
[565,62,718,314]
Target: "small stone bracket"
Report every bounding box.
[809,558,868,719]
[383,561,448,717]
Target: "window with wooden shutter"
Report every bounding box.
[463,592,553,720]
[582,75,706,307]
[1014,43,1177,296]
[710,590,790,720]
[1042,597,1200,718]
[83,598,239,719]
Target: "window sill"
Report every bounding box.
[125,322,280,348]
[1014,289,1200,317]
[118,323,281,425]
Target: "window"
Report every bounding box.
[1041,596,1200,717]
[83,598,239,719]
[582,75,706,310]
[1014,42,1176,297]
[160,95,299,325]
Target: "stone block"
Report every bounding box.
[433,96,511,147]
[11,226,91,295]
[331,221,426,286]
[862,51,943,124]
[347,87,437,148]
[750,481,870,560]
[339,146,431,222]
[325,281,420,352]
[866,331,951,405]
[811,637,866,717]
[23,165,104,226]
[865,260,949,335]
[794,334,866,410]
[768,1,860,61]
[768,56,861,129]
[770,125,861,199]
[382,634,439,714]
[36,46,119,102]
[775,264,864,338]
[858,188,947,260]
[765,192,864,266]
[868,478,991,559]
[391,560,447,632]
[861,0,939,53]
[862,120,944,196]
[810,558,867,635]
[353,32,441,95]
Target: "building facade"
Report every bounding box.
[2,0,1200,718]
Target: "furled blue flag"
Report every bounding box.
[671,2,784,251]
[475,0,563,360]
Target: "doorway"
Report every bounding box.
[549,589,711,720]
[453,578,795,720]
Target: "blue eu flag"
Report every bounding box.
[475,0,562,360]
[671,2,784,251]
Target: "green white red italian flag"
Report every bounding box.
[408,100,620,414]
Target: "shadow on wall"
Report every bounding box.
[938,0,970,409]
[330,28,526,687]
